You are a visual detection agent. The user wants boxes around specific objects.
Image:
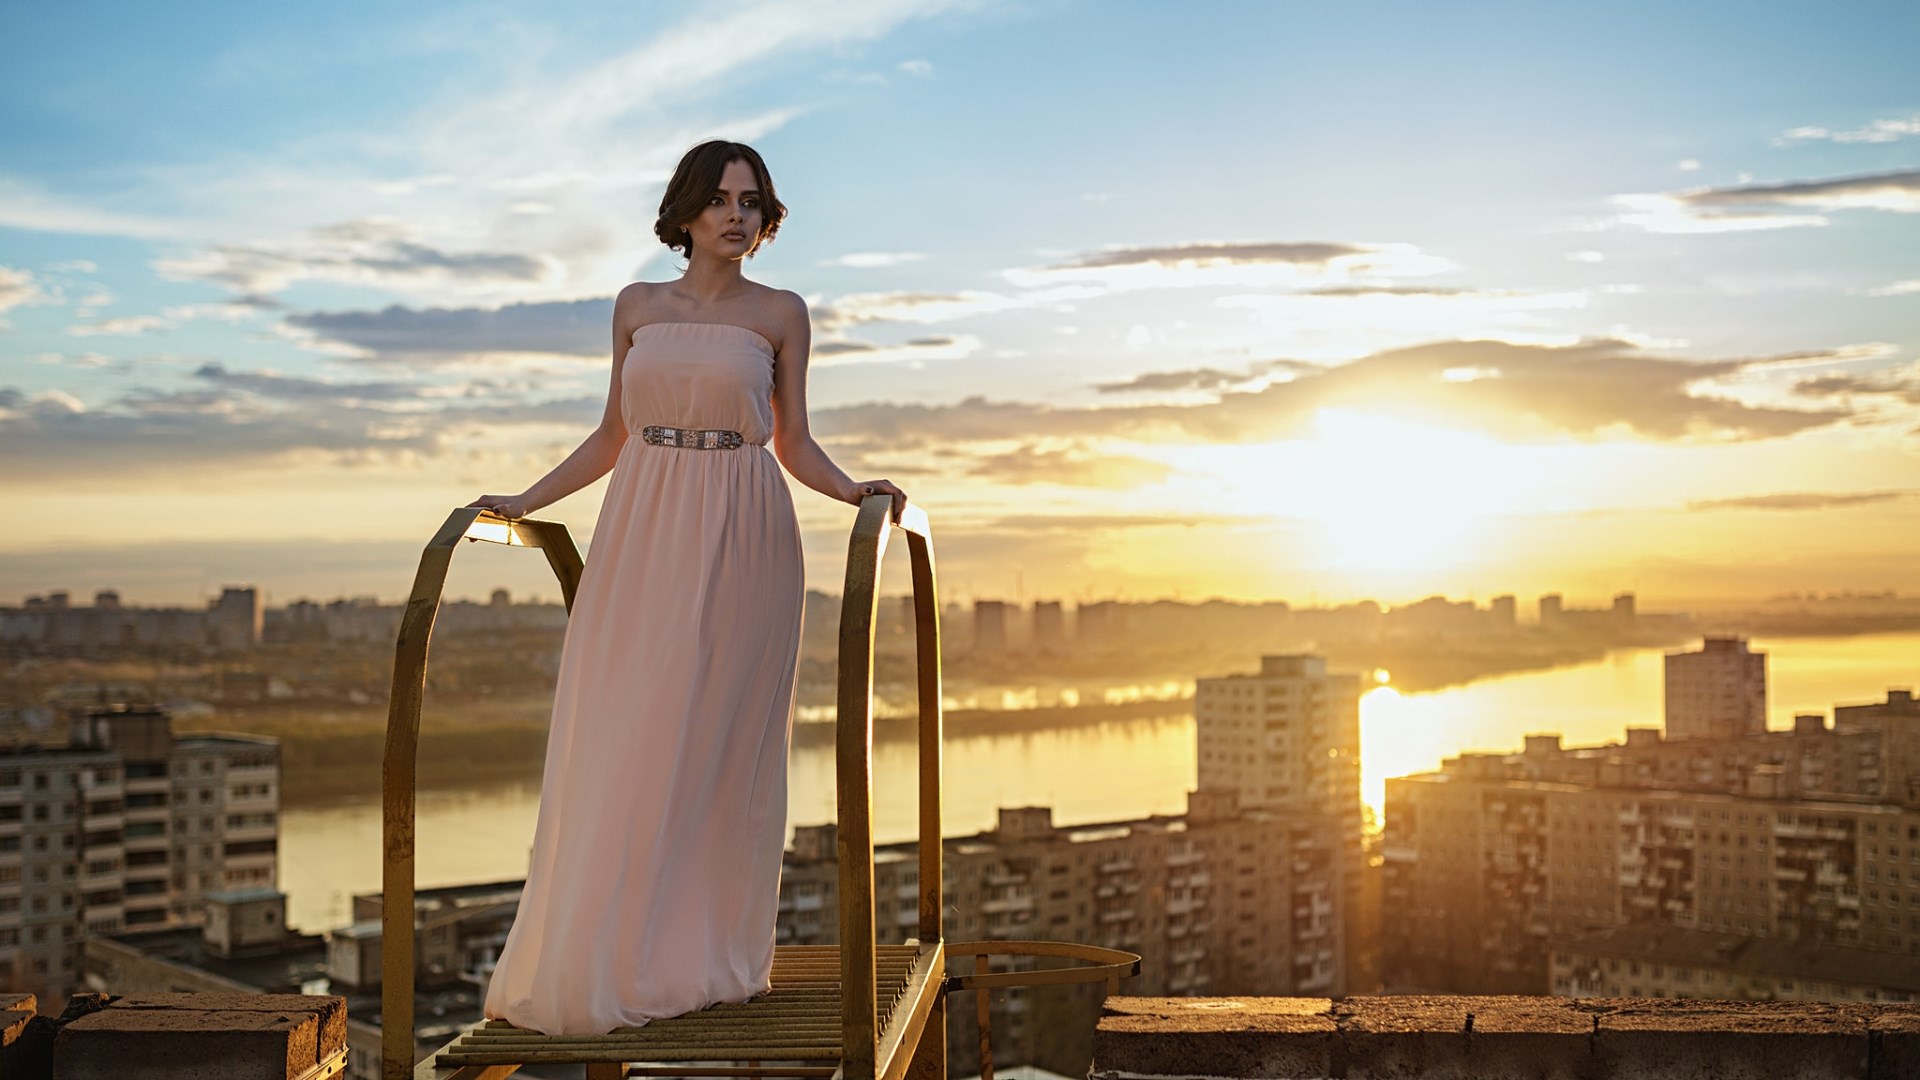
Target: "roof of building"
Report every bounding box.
[1556,923,1920,993]
[172,732,279,749]
[97,924,481,1039]
[206,887,284,904]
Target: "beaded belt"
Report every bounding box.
[641,425,745,450]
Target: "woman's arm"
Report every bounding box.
[467,285,640,518]
[768,290,906,519]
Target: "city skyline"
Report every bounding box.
[4,1,1919,606]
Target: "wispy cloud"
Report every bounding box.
[0,266,54,327]
[1004,240,1451,292]
[1614,169,1920,232]
[0,179,187,239]
[155,219,552,296]
[66,315,173,337]
[1774,114,1920,145]
[1793,366,1920,404]
[0,363,599,485]
[286,297,612,358]
[1868,279,1920,297]
[814,289,1020,328]
[1688,491,1918,512]
[963,442,1176,489]
[811,333,980,368]
[817,251,929,269]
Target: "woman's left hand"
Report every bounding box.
[849,478,907,522]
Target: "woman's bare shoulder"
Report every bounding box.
[615,280,665,314]
[750,283,808,322]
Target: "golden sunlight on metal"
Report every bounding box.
[462,509,535,547]
[385,497,1137,1080]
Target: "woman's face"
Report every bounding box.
[685,157,765,260]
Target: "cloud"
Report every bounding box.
[1614,169,1920,232]
[1004,240,1452,293]
[0,364,601,485]
[189,361,426,405]
[1868,280,1920,298]
[810,333,979,368]
[67,315,173,337]
[814,290,1019,329]
[896,58,933,78]
[285,296,612,358]
[982,511,1256,533]
[0,179,184,239]
[1793,368,1920,404]
[155,219,552,296]
[816,338,1861,455]
[1774,114,1920,145]
[63,296,276,338]
[964,442,1177,489]
[277,290,980,368]
[1688,491,1917,512]
[0,267,52,326]
[817,251,928,269]
[1095,359,1319,396]
[1097,367,1268,395]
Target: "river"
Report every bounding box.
[279,631,1919,932]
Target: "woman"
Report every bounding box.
[468,140,905,1035]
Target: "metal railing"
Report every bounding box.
[382,496,1136,1080]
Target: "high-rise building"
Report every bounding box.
[207,587,262,651]
[1489,595,1518,628]
[1538,593,1564,630]
[1193,655,1364,992]
[0,704,278,1003]
[973,600,1009,653]
[1031,600,1065,651]
[1665,636,1767,741]
[1194,656,1362,822]
[1612,592,1637,628]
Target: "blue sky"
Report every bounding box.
[3,1,1917,606]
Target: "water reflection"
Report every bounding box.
[279,714,1197,933]
[281,633,1918,934]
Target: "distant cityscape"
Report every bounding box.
[5,587,1920,1075]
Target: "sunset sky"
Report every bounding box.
[3,1,1917,610]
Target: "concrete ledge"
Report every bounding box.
[46,994,348,1080]
[1096,998,1337,1078]
[107,994,348,1065]
[1091,996,1920,1080]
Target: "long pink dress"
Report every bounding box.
[483,321,805,1035]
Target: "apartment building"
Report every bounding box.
[1193,655,1364,987]
[1665,636,1767,741]
[0,704,279,1003]
[1384,728,1920,997]
[1552,923,1919,1003]
[777,790,1346,1076]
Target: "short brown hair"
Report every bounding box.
[654,140,788,258]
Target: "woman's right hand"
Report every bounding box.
[466,493,530,520]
